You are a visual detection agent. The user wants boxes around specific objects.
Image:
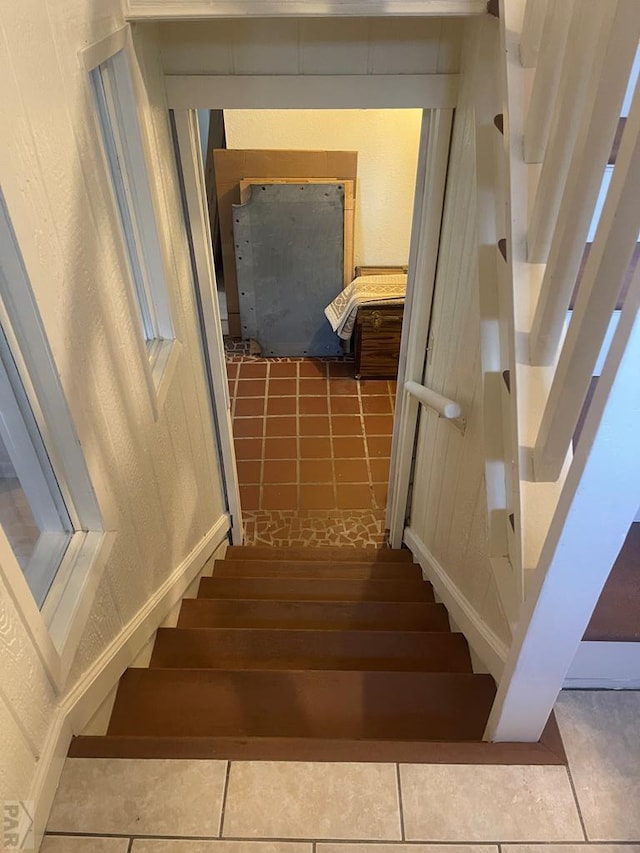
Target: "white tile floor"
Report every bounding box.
[43,691,640,851]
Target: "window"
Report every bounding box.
[0,193,112,682]
[91,50,175,383]
[0,327,72,607]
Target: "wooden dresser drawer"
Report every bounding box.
[354,304,404,379]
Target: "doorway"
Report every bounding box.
[173,100,452,547]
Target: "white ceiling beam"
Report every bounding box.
[127,0,487,20]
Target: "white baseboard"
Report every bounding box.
[28,512,230,850]
[564,640,640,689]
[404,526,509,681]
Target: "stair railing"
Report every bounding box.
[404,380,465,433]
[519,0,640,482]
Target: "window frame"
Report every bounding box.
[88,38,178,393]
[0,192,114,688]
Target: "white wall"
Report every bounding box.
[224,109,423,267]
[0,2,227,842]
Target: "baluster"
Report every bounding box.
[533,77,640,482]
[520,0,550,68]
[523,0,573,163]
[529,0,640,366]
[527,1,615,262]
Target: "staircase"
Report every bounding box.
[70,545,539,762]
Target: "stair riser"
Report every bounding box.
[198,577,434,603]
[178,600,450,632]
[214,560,423,581]
[227,546,414,563]
[108,669,496,741]
[149,628,472,672]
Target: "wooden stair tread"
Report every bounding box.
[584,521,640,642]
[149,627,472,672]
[68,731,566,764]
[198,576,434,602]
[178,598,450,631]
[213,559,423,580]
[226,545,414,563]
[107,669,496,741]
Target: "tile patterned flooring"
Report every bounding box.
[44,691,640,849]
[226,355,396,548]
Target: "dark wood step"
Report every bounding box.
[213,559,423,581]
[610,116,626,165]
[584,522,640,642]
[69,716,567,764]
[226,545,414,563]
[107,669,496,741]
[149,627,471,672]
[197,577,434,603]
[177,598,450,631]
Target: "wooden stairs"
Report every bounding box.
[69,546,565,763]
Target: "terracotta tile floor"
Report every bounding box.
[227,355,397,548]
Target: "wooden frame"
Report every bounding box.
[387,110,453,547]
[172,110,244,545]
[238,178,355,287]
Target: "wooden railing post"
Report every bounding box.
[527,1,615,262]
[529,0,640,365]
[533,78,640,482]
[523,0,574,163]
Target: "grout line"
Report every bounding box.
[396,762,407,841]
[296,361,301,511]
[50,829,633,845]
[326,366,338,511]
[127,839,134,853]
[565,759,589,841]
[218,760,233,838]
[259,360,269,512]
[357,380,376,511]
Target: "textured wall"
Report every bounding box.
[407,22,511,649]
[0,0,225,818]
[224,109,423,268]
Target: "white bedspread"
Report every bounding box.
[324,274,407,341]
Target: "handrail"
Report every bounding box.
[405,380,463,421]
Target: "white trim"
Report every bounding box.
[387,109,453,547]
[26,513,230,851]
[79,26,128,72]
[172,110,244,545]
[404,526,509,683]
[43,532,116,682]
[0,528,115,689]
[165,74,459,110]
[0,525,62,689]
[151,338,183,412]
[565,641,640,689]
[126,0,487,19]
[91,50,175,342]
